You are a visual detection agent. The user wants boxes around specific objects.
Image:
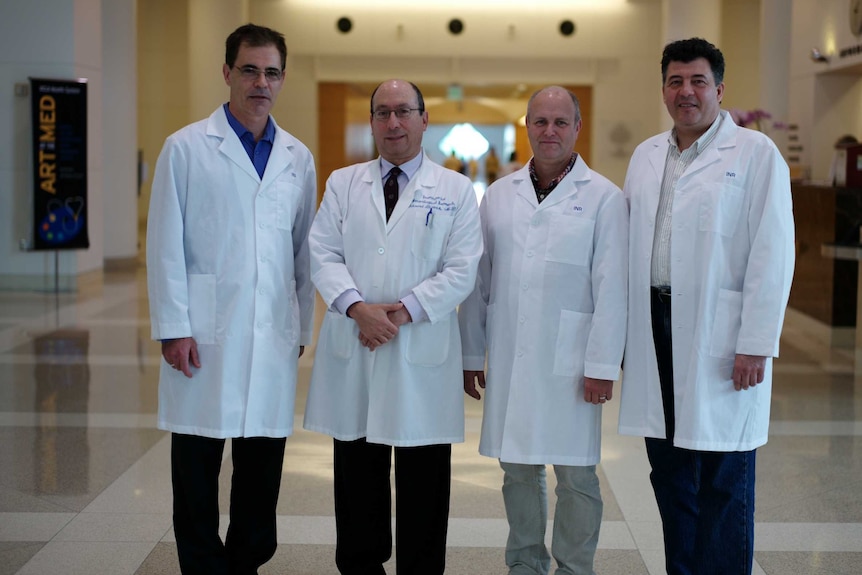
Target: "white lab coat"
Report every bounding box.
[304,155,482,447]
[147,106,316,439]
[618,110,795,452]
[458,158,628,466]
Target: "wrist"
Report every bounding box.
[346,301,361,319]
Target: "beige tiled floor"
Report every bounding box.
[1,268,861,574]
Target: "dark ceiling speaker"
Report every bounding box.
[336,17,352,34]
[448,18,464,35]
[559,20,576,37]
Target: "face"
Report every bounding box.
[526,88,581,166]
[370,80,428,165]
[222,42,284,127]
[662,57,724,138]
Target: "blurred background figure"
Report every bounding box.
[443,150,463,173]
[499,150,523,177]
[484,146,499,184]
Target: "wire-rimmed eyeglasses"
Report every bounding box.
[372,108,423,122]
[233,65,284,82]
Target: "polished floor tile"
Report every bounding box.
[0,268,860,574]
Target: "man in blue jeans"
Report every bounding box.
[618,38,795,575]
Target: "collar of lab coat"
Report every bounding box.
[363,152,438,229]
[512,154,593,211]
[206,106,297,188]
[646,109,739,186]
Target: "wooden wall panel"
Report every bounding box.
[317,82,348,204]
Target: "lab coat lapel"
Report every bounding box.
[513,167,538,209]
[365,161,388,226]
[208,109,260,183]
[261,127,295,188]
[678,112,737,184]
[647,137,667,185]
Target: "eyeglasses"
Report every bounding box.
[234,65,284,82]
[372,108,423,122]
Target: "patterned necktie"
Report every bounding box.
[384,166,402,221]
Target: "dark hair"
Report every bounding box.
[661,37,725,85]
[369,81,426,113]
[526,86,581,124]
[225,24,287,70]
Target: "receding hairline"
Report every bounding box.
[525,86,581,123]
[369,79,425,112]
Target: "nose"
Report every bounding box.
[386,112,401,128]
[252,72,269,88]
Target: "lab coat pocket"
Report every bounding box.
[698,183,744,237]
[709,289,742,359]
[545,215,594,267]
[406,316,451,367]
[411,212,453,261]
[552,310,592,377]
[275,183,303,231]
[325,310,356,360]
[187,274,216,344]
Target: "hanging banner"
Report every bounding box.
[30,78,89,251]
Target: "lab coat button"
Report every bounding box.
[526,250,534,257]
[517,350,524,357]
[519,316,526,323]
[522,283,529,290]
[378,247,385,255]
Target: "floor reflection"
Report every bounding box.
[33,329,90,494]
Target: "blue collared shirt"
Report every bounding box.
[223,103,275,178]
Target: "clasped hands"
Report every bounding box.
[348,301,412,351]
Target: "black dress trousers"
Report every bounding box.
[333,437,451,575]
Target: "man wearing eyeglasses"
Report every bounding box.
[147,23,316,575]
[304,79,482,574]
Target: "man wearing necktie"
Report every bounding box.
[304,79,483,574]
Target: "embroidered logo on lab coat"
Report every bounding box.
[409,194,457,213]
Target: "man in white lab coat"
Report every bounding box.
[618,38,795,575]
[147,24,316,575]
[459,86,628,575]
[304,79,482,574]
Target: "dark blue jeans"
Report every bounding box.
[649,287,756,574]
[645,440,756,575]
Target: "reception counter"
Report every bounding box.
[790,184,861,328]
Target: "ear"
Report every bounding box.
[223,63,232,86]
[716,82,725,103]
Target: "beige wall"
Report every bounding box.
[136,0,190,233]
[720,0,762,112]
